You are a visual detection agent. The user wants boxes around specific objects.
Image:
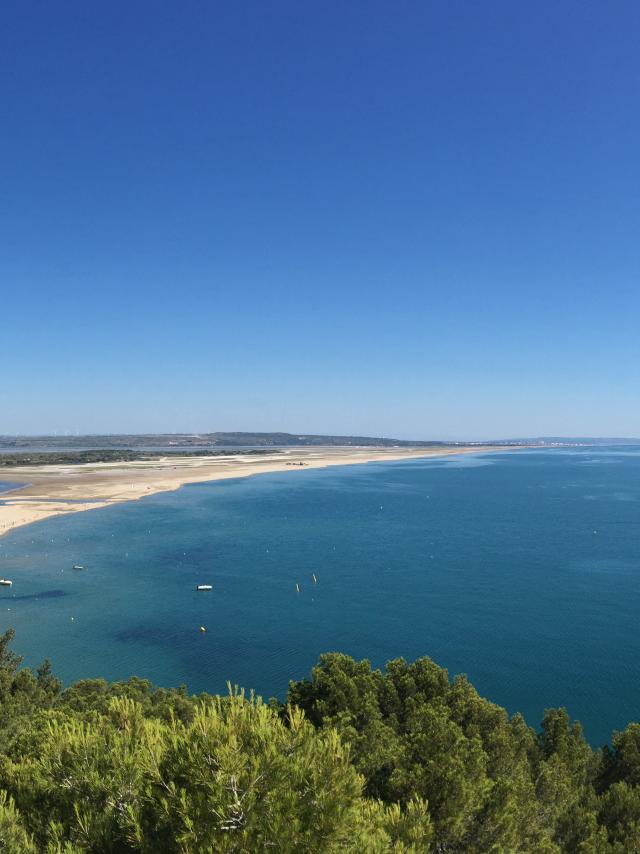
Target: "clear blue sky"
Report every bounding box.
[2,2,639,439]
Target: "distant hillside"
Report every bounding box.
[2,433,627,453]
[0,432,521,451]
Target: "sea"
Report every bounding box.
[1,446,639,746]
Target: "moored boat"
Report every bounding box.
[196,584,213,591]
[0,579,12,587]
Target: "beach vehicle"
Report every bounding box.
[197,584,213,591]
[0,579,13,587]
[72,564,85,570]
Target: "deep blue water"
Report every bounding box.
[1,447,639,745]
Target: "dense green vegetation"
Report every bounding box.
[0,449,275,467]
[1,630,639,852]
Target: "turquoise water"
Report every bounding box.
[1,447,639,745]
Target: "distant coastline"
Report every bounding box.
[0,430,536,455]
[0,444,528,539]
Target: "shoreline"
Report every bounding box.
[0,445,525,539]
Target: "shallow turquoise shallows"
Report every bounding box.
[1,447,640,745]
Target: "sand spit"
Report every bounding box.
[0,445,515,538]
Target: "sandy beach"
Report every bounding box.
[0,445,511,538]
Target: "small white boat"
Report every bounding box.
[72,565,85,571]
[197,584,213,591]
[0,579,12,587]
